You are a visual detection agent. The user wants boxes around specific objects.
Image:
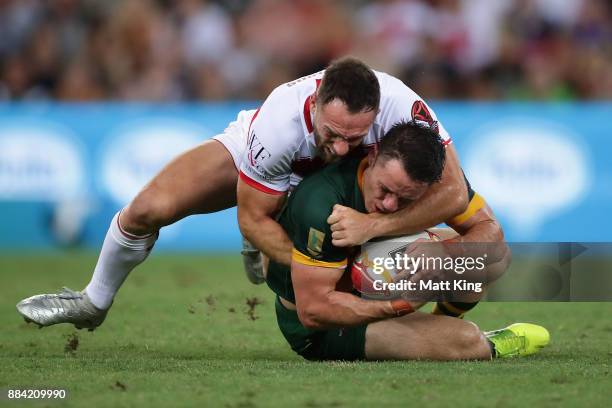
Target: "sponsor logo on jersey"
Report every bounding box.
[243,164,273,181]
[247,132,271,168]
[307,228,325,257]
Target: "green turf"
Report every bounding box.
[1,252,610,407]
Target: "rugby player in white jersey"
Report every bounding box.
[16,57,470,330]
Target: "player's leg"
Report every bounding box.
[120,139,239,236]
[365,312,549,360]
[16,110,256,329]
[365,311,492,360]
[84,138,239,310]
[17,138,239,329]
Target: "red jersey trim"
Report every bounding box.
[304,95,314,133]
[303,79,321,134]
[239,171,286,195]
[248,108,260,134]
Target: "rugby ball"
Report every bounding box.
[351,230,439,299]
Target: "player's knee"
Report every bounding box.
[457,322,482,348]
[123,190,177,235]
[454,321,489,360]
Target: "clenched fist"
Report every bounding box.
[327,204,377,247]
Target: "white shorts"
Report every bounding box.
[213,109,257,170]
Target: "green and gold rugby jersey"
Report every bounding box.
[266,156,367,303]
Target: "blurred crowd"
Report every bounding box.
[0,0,610,102]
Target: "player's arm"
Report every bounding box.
[330,144,468,247]
[287,172,416,329]
[443,193,510,281]
[406,192,510,284]
[236,87,301,267]
[291,252,412,330]
[446,193,503,245]
[237,177,292,266]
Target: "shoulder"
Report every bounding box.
[288,164,342,220]
[253,83,301,135]
[251,73,320,149]
[293,158,359,201]
[374,70,451,140]
[257,71,323,126]
[288,159,359,223]
[286,160,358,263]
[241,76,319,190]
[375,70,421,112]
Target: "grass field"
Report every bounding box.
[1,251,611,407]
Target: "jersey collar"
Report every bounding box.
[302,79,322,147]
[357,157,368,196]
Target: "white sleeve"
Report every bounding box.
[379,77,452,145]
[239,86,300,194]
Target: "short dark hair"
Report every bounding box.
[377,121,446,184]
[317,57,380,114]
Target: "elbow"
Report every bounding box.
[300,318,322,331]
[487,243,512,283]
[457,197,469,218]
[486,219,508,259]
[491,219,505,243]
[450,186,469,217]
[486,222,511,282]
[237,208,259,240]
[297,305,325,330]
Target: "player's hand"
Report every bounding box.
[327,204,375,247]
[391,238,443,282]
[406,238,450,283]
[390,238,449,304]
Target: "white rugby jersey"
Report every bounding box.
[239,70,452,194]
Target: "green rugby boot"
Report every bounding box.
[485,323,550,358]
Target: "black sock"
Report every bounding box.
[487,339,497,358]
[432,301,479,318]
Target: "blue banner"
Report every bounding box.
[0,102,610,250]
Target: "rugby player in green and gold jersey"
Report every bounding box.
[266,121,550,361]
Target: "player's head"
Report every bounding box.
[362,121,446,214]
[311,57,380,163]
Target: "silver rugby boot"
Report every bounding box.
[241,237,265,285]
[16,287,108,331]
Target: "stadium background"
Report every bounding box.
[0,1,611,406]
[0,0,610,250]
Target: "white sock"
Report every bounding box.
[85,211,158,310]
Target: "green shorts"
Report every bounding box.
[275,296,367,361]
